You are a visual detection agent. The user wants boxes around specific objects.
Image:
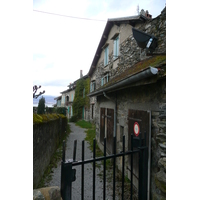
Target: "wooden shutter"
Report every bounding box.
[107,108,114,154]
[100,108,105,143]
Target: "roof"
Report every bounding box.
[88,14,151,77]
[88,55,166,97]
[54,95,62,100]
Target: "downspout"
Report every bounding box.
[103,92,117,137]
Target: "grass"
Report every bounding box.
[76,120,103,158]
[76,120,93,129]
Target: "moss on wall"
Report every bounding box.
[33,113,67,124]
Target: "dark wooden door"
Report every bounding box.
[107,108,114,154]
[128,109,149,192]
[100,108,105,143]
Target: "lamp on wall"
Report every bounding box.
[132,28,157,53]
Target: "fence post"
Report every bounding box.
[61,141,76,200]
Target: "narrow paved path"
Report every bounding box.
[46,122,114,200]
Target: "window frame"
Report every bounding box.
[90,80,96,92]
[101,73,109,86]
[113,35,119,60]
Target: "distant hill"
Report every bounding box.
[33,95,56,105]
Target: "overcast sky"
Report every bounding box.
[33,0,166,97]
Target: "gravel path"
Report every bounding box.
[45,122,114,200]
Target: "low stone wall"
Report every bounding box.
[33,186,62,200]
[33,117,67,189]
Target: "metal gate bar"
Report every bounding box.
[122,135,125,200]
[103,138,106,200]
[113,136,116,200]
[81,140,84,200]
[93,139,96,200]
[61,133,148,200]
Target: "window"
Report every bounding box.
[113,35,119,59]
[104,45,109,66]
[101,74,109,86]
[90,81,96,92]
[71,93,73,101]
[62,95,65,103]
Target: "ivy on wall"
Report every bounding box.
[73,77,90,119]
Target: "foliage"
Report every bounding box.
[33,114,43,124]
[37,96,45,114]
[73,78,90,120]
[45,106,54,114]
[69,114,78,122]
[76,120,93,129]
[33,113,67,124]
[55,107,66,116]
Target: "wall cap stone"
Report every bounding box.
[33,186,62,200]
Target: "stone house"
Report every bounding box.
[54,95,62,107]
[55,70,89,120]
[88,7,166,200]
[60,82,76,119]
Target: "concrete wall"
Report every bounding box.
[33,117,67,189]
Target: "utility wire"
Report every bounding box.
[33,9,106,22]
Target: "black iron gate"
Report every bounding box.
[61,133,148,200]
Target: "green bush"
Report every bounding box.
[55,107,66,116]
[69,115,78,122]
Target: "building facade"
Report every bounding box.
[88,7,166,200]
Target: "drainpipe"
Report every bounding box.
[103,92,117,137]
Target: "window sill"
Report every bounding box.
[113,56,119,61]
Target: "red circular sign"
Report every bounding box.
[133,122,140,137]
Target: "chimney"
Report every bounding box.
[80,70,83,78]
[145,10,152,19]
[140,9,152,19]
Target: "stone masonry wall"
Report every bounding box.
[94,78,166,199]
[92,7,166,92]
[89,7,166,199]
[33,117,67,189]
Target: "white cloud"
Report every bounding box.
[33,0,166,97]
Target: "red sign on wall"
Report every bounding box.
[133,122,140,137]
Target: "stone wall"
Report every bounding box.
[94,78,166,199]
[33,186,61,200]
[33,117,67,189]
[90,7,166,93]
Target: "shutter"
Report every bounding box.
[101,78,104,86]
[116,36,119,57]
[104,49,106,66]
[114,39,116,59]
[90,82,92,92]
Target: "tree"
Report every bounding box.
[33,85,45,99]
[37,96,45,114]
